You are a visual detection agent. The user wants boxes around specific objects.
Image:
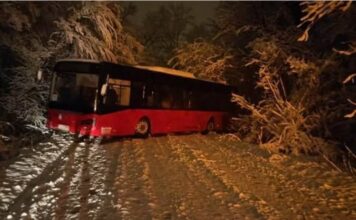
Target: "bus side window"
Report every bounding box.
[106,79,131,106]
[185,90,193,109]
[200,89,211,110]
[146,84,155,107]
[131,81,145,107]
[172,87,184,109]
[120,81,131,106]
[190,90,201,110]
[159,85,173,109]
[106,86,119,105]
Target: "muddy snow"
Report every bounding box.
[0,133,355,219]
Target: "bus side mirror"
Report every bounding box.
[101,84,108,96]
[36,69,43,81]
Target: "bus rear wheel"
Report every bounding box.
[135,118,150,138]
[203,119,215,134]
[207,120,215,132]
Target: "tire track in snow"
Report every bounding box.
[54,140,80,220]
[62,142,88,220]
[132,139,160,218]
[173,135,280,219]
[142,136,240,219]
[86,141,117,220]
[2,133,355,219]
[77,142,91,220]
[113,139,152,220]
[205,134,356,219]
[167,135,266,219]
[94,141,122,220]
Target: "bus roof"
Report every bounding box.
[54,59,229,88]
[134,65,196,79]
[56,58,100,64]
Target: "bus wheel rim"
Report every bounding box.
[136,120,148,134]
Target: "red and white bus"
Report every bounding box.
[47,59,233,138]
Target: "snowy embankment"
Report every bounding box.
[0,133,73,218]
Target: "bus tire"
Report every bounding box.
[94,137,103,145]
[73,134,83,143]
[202,118,214,134]
[135,118,150,138]
[207,119,215,133]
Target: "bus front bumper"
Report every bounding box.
[47,109,103,137]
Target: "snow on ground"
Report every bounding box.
[64,142,86,220]
[28,175,63,220]
[86,142,111,219]
[1,133,355,219]
[0,134,73,216]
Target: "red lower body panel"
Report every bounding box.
[47,109,228,137]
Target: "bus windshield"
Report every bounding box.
[49,72,99,113]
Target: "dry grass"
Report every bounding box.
[297,1,352,42]
[232,37,337,157]
[231,94,331,156]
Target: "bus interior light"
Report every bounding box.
[101,83,108,96]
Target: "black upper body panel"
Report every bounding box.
[54,59,232,93]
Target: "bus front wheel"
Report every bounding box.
[135,118,150,138]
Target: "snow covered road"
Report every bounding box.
[0,134,355,219]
